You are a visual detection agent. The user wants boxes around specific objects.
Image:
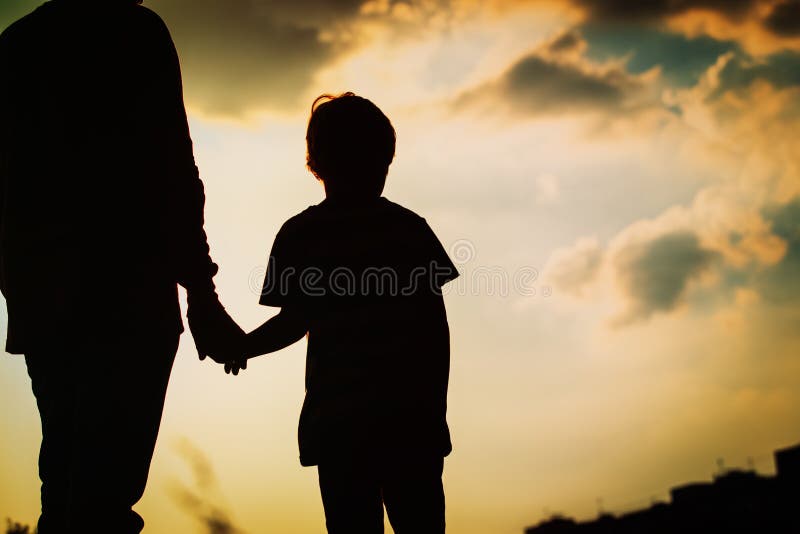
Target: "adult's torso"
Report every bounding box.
[0,0,182,351]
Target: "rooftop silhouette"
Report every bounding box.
[525,443,800,534]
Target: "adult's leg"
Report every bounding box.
[68,333,179,533]
[382,456,446,534]
[25,353,75,534]
[318,458,385,534]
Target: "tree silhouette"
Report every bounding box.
[5,519,34,534]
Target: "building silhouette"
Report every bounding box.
[525,443,800,534]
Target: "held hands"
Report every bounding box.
[187,296,248,375]
[222,353,248,376]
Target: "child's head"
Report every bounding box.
[306,92,396,199]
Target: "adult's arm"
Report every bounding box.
[0,29,12,296]
[146,13,217,298]
[144,11,243,360]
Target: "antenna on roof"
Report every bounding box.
[746,456,755,471]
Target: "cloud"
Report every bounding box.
[572,0,757,22]
[578,24,738,87]
[663,5,800,56]
[546,237,603,297]
[503,55,629,110]
[757,197,800,303]
[557,0,800,56]
[540,53,800,328]
[546,28,585,54]
[712,50,800,97]
[454,29,658,117]
[612,232,719,324]
[146,0,365,117]
[146,0,453,117]
[764,1,800,36]
[169,438,244,534]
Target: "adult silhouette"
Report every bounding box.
[0,0,241,532]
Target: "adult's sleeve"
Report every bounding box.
[146,13,218,301]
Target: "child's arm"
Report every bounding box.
[243,304,307,359]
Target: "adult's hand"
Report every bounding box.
[187,295,246,367]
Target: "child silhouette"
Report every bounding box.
[242,93,458,533]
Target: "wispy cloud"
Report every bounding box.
[169,438,244,534]
[545,237,603,297]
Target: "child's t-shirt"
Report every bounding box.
[259,196,459,466]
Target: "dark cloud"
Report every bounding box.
[614,232,719,324]
[148,0,453,116]
[757,198,800,303]
[504,55,629,110]
[573,0,800,43]
[573,0,757,22]
[764,0,800,36]
[147,0,364,117]
[456,31,648,116]
[239,0,366,25]
[713,51,800,97]
[170,439,244,534]
[547,29,583,54]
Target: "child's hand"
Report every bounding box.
[219,329,249,376]
[223,355,247,376]
[222,331,257,375]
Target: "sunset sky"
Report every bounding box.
[2,0,800,533]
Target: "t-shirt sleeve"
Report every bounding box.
[419,218,460,290]
[259,222,302,307]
